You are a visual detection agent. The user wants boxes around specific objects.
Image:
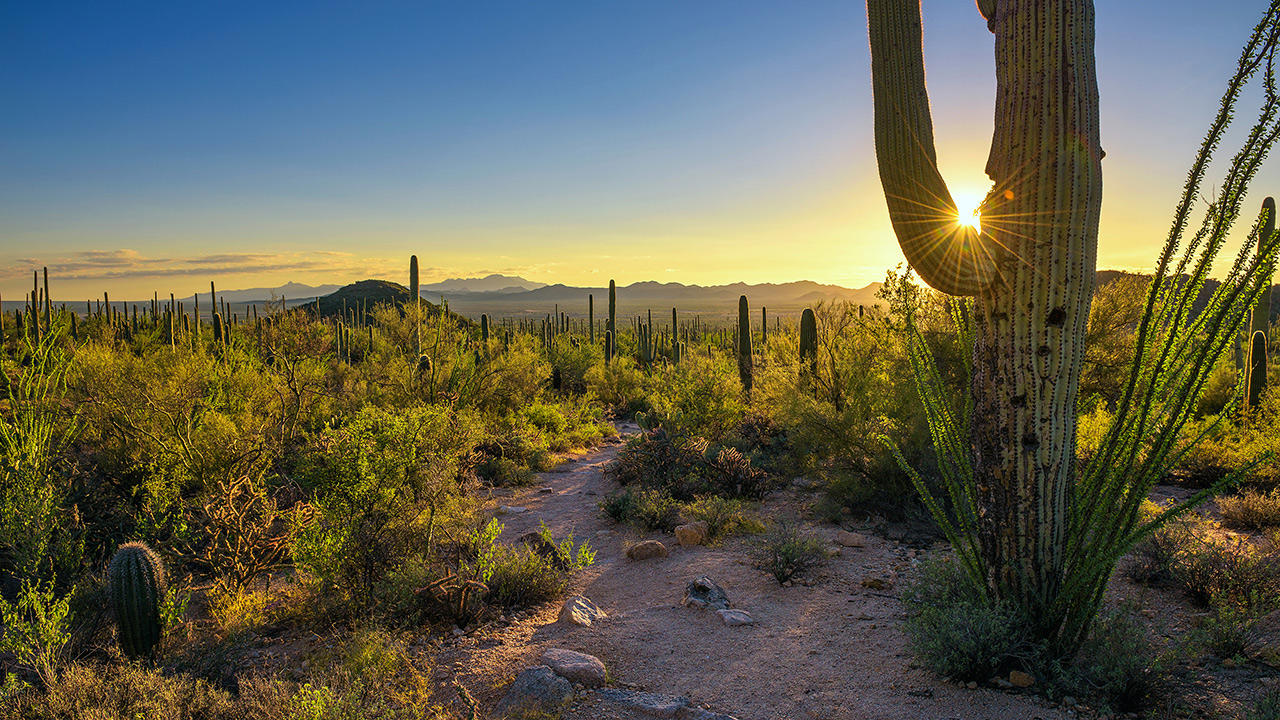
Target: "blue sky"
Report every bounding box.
[2,1,1278,299]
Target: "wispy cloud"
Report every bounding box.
[0,249,403,282]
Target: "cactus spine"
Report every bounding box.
[1248,330,1269,411]
[108,541,166,658]
[737,295,753,393]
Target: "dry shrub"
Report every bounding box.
[1219,488,1280,530]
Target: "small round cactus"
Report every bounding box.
[108,541,166,658]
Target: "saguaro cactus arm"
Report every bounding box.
[866,0,1000,296]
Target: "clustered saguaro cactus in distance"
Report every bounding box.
[868,0,1280,656]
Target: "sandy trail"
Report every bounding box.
[441,423,1070,720]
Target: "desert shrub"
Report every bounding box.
[600,486,682,531]
[206,582,271,640]
[1175,535,1280,609]
[584,356,650,415]
[292,404,481,609]
[10,662,235,719]
[611,421,769,500]
[1067,603,1162,714]
[901,556,1033,682]
[682,495,762,541]
[463,520,593,610]
[1250,689,1280,720]
[1195,604,1258,660]
[545,336,603,394]
[0,580,74,687]
[1220,488,1280,529]
[749,520,826,584]
[644,354,747,441]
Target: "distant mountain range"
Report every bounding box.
[421,274,546,294]
[177,281,342,305]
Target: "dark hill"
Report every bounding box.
[300,279,471,327]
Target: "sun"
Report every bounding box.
[952,189,985,233]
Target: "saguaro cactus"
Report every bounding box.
[868,0,1102,638]
[1248,330,1269,411]
[737,295,753,393]
[799,307,817,374]
[608,280,617,345]
[108,541,166,658]
[410,255,422,358]
[1252,197,1276,340]
[589,294,595,345]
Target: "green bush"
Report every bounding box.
[0,580,74,687]
[901,556,1032,682]
[749,521,826,585]
[1195,604,1258,660]
[292,405,481,609]
[1067,603,1162,714]
[682,495,762,541]
[1175,535,1280,609]
[600,486,682,531]
[463,520,593,611]
[1250,689,1280,720]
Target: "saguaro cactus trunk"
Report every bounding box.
[868,0,1103,636]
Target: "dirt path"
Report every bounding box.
[440,423,1072,720]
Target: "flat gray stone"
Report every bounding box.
[541,648,607,688]
[717,608,754,626]
[597,688,690,718]
[494,665,573,715]
[677,707,742,720]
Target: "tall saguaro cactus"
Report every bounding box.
[410,255,421,359]
[868,0,1103,639]
[1252,197,1276,340]
[1248,330,1269,411]
[737,295,753,393]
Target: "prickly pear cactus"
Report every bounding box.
[108,541,166,658]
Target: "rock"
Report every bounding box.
[966,681,977,690]
[540,648,607,688]
[1062,695,1078,706]
[835,530,866,548]
[990,676,1015,690]
[559,595,607,627]
[539,487,554,493]
[494,665,573,716]
[674,521,710,546]
[860,577,892,590]
[626,540,669,561]
[682,576,730,611]
[519,531,569,570]
[717,609,754,626]
[497,505,527,515]
[676,707,742,720]
[597,688,690,718]
[1009,670,1034,688]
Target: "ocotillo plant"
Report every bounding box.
[737,295,752,393]
[1248,330,1269,411]
[108,541,166,658]
[870,0,1280,656]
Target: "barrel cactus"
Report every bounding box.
[108,541,166,658]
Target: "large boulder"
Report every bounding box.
[682,576,730,611]
[626,540,669,561]
[494,665,573,716]
[541,648,607,688]
[559,595,607,627]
